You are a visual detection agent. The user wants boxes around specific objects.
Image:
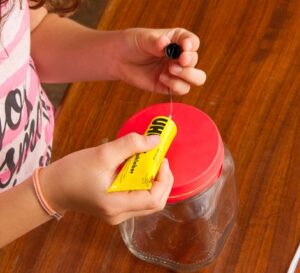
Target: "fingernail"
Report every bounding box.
[170,64,182,75]
[146,135,160,144]
[185,40,192,51]
[200,70,207,83]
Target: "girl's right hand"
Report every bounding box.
[39,133,173,225]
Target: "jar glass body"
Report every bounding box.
[119,146,237,272]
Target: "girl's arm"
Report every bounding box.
[30,7,121,83]
[30,8,206,94]
[0,177,51,247]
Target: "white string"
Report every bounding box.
[288,242,300,273]
[168,88,173,119]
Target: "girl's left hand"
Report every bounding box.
[115,28,206,95]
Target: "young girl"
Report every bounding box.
[0,0,206,247]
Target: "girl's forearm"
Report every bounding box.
[31,13,122,83]
[0,177,51,248]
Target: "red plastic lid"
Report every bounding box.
[118,103,224,203]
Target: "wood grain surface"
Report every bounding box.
[1,0,299,272]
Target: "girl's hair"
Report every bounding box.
[0,0,80,24]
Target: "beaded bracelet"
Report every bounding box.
[32,167,63,220]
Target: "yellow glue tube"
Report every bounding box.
[107,116,177,192]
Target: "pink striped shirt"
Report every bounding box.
[0,0,54,191]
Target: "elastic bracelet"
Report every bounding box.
[32,167,63,221]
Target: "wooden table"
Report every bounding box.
[1,0,299,272]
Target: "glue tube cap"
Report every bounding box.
[118,103,224,203]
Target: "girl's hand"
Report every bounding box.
[40,134,173,225]
[115,28,206,95]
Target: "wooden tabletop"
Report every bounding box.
[1,0,299,272]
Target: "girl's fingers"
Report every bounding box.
[159,73,191,95]
[149,158,174,203]
[158,65,206,95]
[110,159,172,212]
[138,31,171,57]
[128,158,172,211]
[174,30,200,52]
[168,65,206,86]
[156,35,172,55]
[141,29,200,59]
[99,133,160,169]
[108,159,174,225]
[178,51,198,67]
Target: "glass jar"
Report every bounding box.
[117,103,237,272]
